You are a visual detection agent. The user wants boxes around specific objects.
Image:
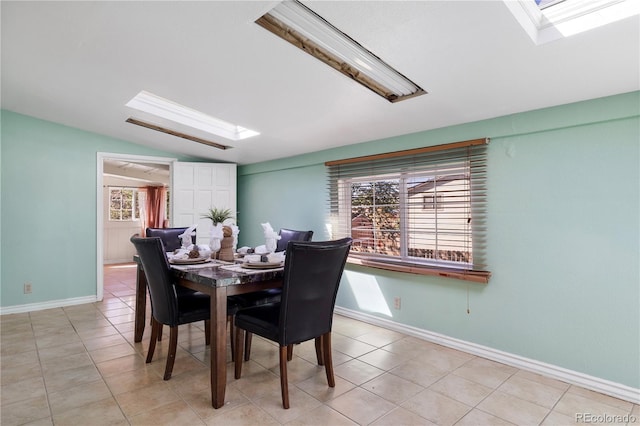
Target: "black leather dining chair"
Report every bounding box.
[236,228,315,360]
[130,235,241,380]
[233,237,352,409]
[275,228,314,253]
[146,227,196,252]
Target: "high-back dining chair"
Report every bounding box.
[275,228,314,253]
[236,228,315,360]
[130,235,241,380]
[146,227,195,252]
[233,237,352,409]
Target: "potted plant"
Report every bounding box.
[202,207,233,225]
[202,207,236,261]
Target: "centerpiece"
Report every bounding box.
[202,207,238,261]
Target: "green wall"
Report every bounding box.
[0,110,193,306]
[2,92,638,390]
[238,91,639,389]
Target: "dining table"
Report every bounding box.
[133,256,284,408]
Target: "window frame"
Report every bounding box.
[343,172,472,269]
[108,186,142,222]
[423,194,444,211]
[326,138,490,283]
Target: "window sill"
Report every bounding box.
[346,256,490,284]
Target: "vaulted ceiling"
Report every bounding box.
[2,1,638,165]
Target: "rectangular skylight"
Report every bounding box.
[535,0,566,10]
[505,0,639,44]
[125,91,259,141]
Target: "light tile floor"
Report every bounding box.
[1,263,638,425]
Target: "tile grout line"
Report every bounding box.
[3,265,637,426]
[29,310,56,425]
[70,304,135,425]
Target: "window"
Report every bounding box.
[423,194,444,211]
[535,0,565,9]
[327,139,490,283]
[165,189,171,222]
[109,187,142,221]
[504,0,639,44]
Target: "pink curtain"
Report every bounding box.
[142,186,167,234]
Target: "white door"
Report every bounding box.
[172,162,237,245]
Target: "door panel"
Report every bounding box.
[172,162,237,245]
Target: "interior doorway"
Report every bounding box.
[96,153,176,301]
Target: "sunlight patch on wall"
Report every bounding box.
[343,270,393,317]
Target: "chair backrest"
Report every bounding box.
[146,227,195,252]
[279,237,352,346]
[276,228,314,252]
[130,235,179,326]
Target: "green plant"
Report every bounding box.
[202,207,233,224]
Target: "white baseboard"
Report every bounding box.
[0,296,99,315]
[334,306,640,404]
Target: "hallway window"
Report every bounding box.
[109,187,141,221]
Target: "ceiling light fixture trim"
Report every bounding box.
[256,0,426,103]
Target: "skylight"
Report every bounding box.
[504,0,639,44]
[535,0,566,10]
[125,91,259,141]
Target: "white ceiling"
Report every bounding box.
[2,1,639,165]
[103,159,170,185]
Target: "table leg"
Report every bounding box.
[134,264,147,342]
[211,286,228,408]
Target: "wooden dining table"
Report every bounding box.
[133,257,283,408]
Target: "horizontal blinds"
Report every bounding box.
[326,138,489,275]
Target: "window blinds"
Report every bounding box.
[326,138,489,282]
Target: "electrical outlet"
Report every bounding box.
[24,283,32,294]
[393,296,401,310]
